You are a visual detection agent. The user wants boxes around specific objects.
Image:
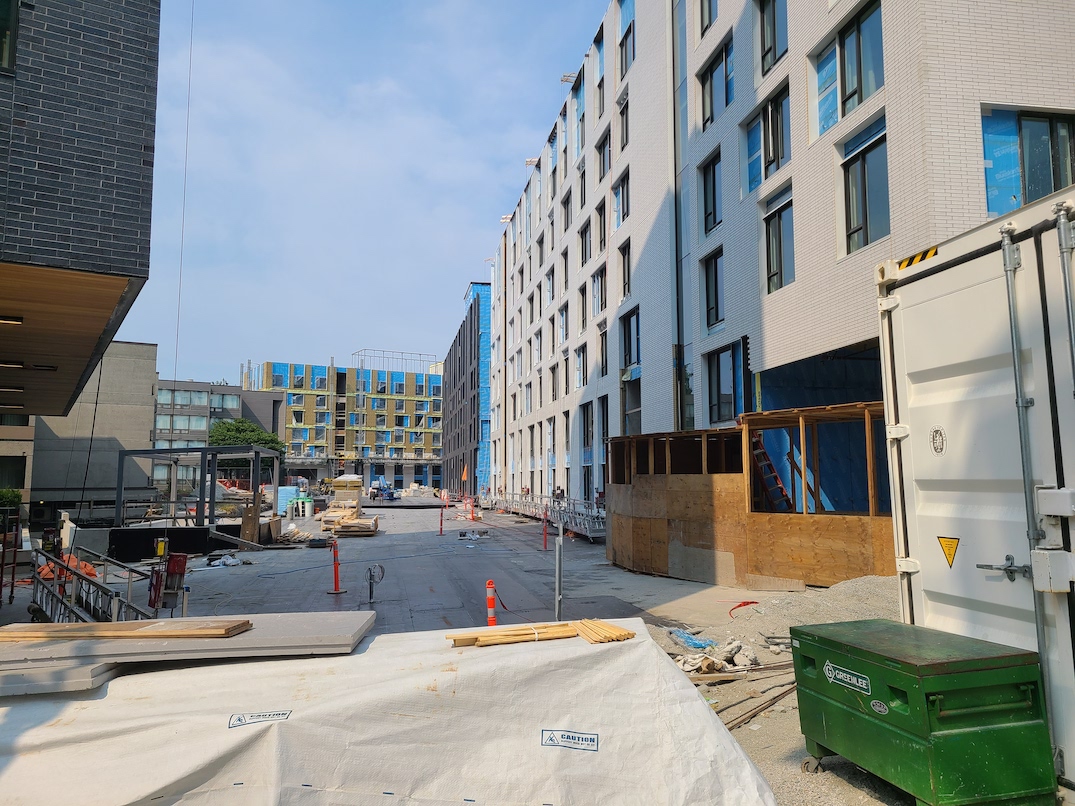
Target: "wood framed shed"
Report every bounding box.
[605,403,894,590]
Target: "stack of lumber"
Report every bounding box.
[321,501,360,532]
[333,511,380,537]
[446,619,635,648]
[573,619,635,644]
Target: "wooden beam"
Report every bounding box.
[799,415,808,515]
[742,423,752,513]
[811,423,821,513]
[865,407,878,517]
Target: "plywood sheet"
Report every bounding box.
[0,611,375,667]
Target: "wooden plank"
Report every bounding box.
[811,423,821,513]
[865,407,878,517]
[799,415,808,515]
[741,424,752,514]
[0,618,253,641]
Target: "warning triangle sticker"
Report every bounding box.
[938,537,960,568]
[544,733,559,746]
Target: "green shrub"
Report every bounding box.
[0,489,21,510]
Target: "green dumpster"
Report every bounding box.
[791,620,1055,806]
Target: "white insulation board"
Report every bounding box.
[0,618,775,805]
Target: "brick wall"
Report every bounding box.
[0,0,159,276]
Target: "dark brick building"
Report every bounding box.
[0,0,160,416]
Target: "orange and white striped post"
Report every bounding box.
[486,579,497,626]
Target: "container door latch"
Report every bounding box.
[975,554,1032,582]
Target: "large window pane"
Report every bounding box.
[860,3,884,100]
[846,157,865,252]
[865,139,890,243]
[841,27,859,114]
[1022,117,1054,203]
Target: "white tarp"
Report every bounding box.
[0,618,776,805]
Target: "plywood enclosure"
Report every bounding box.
[606,406,894,590]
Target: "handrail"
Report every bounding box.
[32,548,153,623]
[478,493,606,540]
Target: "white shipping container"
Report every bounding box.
[878,188,1075,785]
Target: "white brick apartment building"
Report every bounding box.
[490,0,1075,503]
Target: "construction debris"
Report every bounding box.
[446,619,635,648]
[277,526,312,544]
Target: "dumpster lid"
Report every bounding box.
[790,620,1038,676]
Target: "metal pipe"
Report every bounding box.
[1053,202,1075,399]
[554,522,563,621]
[999,223,1057,761]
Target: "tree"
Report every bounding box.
[208,418,285,476]
[208,418,285,454]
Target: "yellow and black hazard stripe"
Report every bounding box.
[898,245,938,270]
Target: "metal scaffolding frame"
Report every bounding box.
[114,445,281,527]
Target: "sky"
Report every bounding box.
[116,0,611,384]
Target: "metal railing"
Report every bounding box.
[478,493,606,541]
[31,548,153,623]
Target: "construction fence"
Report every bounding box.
[478,493,606,542]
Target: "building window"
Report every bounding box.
[579,285,589,332]
[622,307,640,367]
[703,249,723,327]
[558,304,569,344]
[613,172,630,227]
[597,133,611,180]
[574,77,586,160]
[620,240,632,296]
[760,0,787,75]
[562,192,572,231]
[1021,113,1075,205]
[701,0,717,34]
[700,39,733,129]
[765,188,794,292]
[701,153,722,233]
[816,43,838,136]
[844,124,889,252]
[746,86,790,192]
[576,346,589,388]
[592,266,607,317]
[545,269,555,305]
[840,1,884,116]
[618,0,635,77]
[707,344,737,424]
[623,378,642,435]
[580,219,592,265]
[599,330,608,377]
[594,203,606,255]
[551,365,559,401]
[619,100,630,149]
[0,2,17,72]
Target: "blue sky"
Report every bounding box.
[117,0,610,383]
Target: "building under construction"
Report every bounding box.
[245,350,443,488]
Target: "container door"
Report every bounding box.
[880,200,1075,778]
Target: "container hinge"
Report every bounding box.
[975,554,1032,582]
[877,296,900,312]
[1016,397,1035,408]
[1030,549,1075,592]
[886,424,910,441]
[895,557,920,575]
